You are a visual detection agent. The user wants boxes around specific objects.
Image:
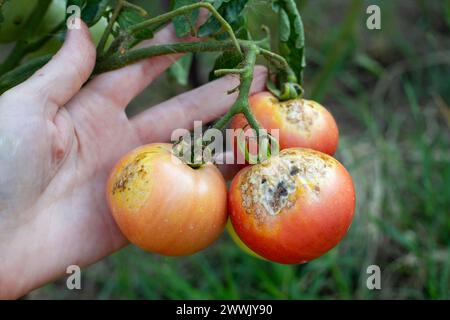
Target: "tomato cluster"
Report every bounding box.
[106,92,356,264]
[2,0,353,265]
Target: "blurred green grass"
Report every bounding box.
[28,0,450,299]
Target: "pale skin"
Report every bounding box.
[0,20,266,299]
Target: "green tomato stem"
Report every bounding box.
[258,47,289,70]
[128,2,242,56]
[122,1,148,16]
[94,40,237,74]
[212,45,262,134]
[259,40,300,98]
[97,0,124,56]
[214,68,246,77]
[0,55,52,94]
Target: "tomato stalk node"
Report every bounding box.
[211,45,260,132]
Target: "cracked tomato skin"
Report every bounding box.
[106,143,228,256]
[231,92,339,156]
[229,148,355,264]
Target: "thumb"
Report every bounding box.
[22,19,96,111]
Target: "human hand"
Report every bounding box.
[0,21,266,299]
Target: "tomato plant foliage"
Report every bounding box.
[272,0,306,83]
[198,0,249,37]
[0,0,306,99]
[172,0,199,37]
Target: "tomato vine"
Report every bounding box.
[0,0,307,163]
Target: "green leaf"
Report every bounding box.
[172,0,199,37]
[83,0,109,26]
[209,50,242,81]
[279,8,290,42]
[116,7,153,41]
[198,0,249,38]
[168,53,193,86]
[66,0,109,27]
[275,0,305,83]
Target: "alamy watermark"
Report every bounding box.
[171,121,280,165]
[66,5,81,30]
[66,265,82,290]
[366,5,381,30]
[366,265,381,290]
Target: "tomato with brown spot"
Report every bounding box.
[228,148,355,264]
[106,143,228,256]
[231,92,339,156]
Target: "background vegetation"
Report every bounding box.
[9,0,449,299]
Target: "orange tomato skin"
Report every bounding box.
[228,148,355,264]
[226,219,266,260]
[106,143,228,256]
[231,92,339,156]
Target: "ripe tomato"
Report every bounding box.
[229,148,355,264]
[0,0,38,43]
[106,143,228,256]
[231,92,339,156]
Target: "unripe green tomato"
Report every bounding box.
[0,0,38,43]
[34,0,66,36]
[34,0,111,46]
[27,17,112,59]
[226,219,265,260]
[90,17,113,46]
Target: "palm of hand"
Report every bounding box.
[0,22,266,299]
